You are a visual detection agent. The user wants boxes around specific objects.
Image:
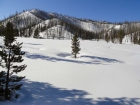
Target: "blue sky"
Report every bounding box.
[0,0,140,22]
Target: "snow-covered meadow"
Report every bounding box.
[0,38,140,105]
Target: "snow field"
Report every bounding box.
[0,37,140,105]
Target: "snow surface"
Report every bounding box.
[0,38,140,105]
[114,25,121,30]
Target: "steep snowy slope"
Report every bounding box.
[1,10,42,28]
[46,12,114,32]
[29,9,51,20]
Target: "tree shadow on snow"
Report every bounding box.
[12,80,140,105]
[93,97,140,105]
[81,55,123,63]
[24,52,123,64]
[57,53,71,57]
[17,79,93,105]
[24,43,42,45]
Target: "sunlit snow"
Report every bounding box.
[0,37,140,105]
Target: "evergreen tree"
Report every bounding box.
[14,28,19,37]
[133,33,138,44]
[118,29,125,44]
[4,22,15,46]
[71,33,81,58]
[138,37,140,45]
[0,71,6,101]
[0,25,5,36]
[105,33,109,43]
[19,28,23,37]
[22,27,25,37]
[34,27,39,38]
[0,22,26,100]
[28,27,31,37]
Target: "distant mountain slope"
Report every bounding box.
[0,9,116,32]
[0,9,140,44]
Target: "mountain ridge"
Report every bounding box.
[0,9,140,45]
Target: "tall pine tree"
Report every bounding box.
[0,22,26,100]
[34,27,39,38]
[71,33,81,58]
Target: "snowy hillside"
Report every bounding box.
[1,9,140,44]
[0,9,119,34]
[1,11,42,28]
[0,37,140,105]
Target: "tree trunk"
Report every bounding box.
[5,47,11,100]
